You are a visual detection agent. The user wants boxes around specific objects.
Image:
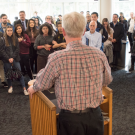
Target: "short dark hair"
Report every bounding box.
[58,15,62,17]
[56,21,62,27]
[113,14,119,18]
[39,22,53,36]
[1,14,7,18]
[91,12,98,17]
[19,11,25,14]
[87,11,90,13]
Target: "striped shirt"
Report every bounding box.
[33,40,113,111]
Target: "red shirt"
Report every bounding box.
[19,34,31,54]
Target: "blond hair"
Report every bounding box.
[62,12,86,38]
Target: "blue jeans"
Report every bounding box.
[4,60,25,88]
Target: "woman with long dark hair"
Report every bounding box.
[15,24,33,80]
[102,18,114,64]
[35,18,41,30]
[34,22,54,72]
[26,19,39,73]
[0,25,28,95]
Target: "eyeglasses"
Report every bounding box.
[47,18,51,19]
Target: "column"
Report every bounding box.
[99,0,112,22]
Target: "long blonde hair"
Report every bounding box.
[4,25,16,46]
[102,18,111,35]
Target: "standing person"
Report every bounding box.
[91,12,108,51]
[32,11,43,24]
[53,21,66,51]
[28,12,112,135]
[110,14,124,70]
[56,15,62,25]
[35,18,41,30]
[102,18,114,64]
[34,23,54,72]
[119,16,128,41]
[26,19,39,74]
[45,15,56,31]
[129,28,135,71]
[15,24,33,80]
[127,12,135,52]
[0,14,15,33]
[1,26,28,95]
[86,14,91,31]
[14,11,28,31]
[0,32,8,87]
[119,12,127,22]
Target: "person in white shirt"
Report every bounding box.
[127,12,135,52]
[82,21,102,50]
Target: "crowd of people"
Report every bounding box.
[0,10,134,96]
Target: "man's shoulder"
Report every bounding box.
[14,19,21,24]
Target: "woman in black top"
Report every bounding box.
[53,21,66,51]
[34,22,54,72]
[1,25,28,95]
[26,19,39,73]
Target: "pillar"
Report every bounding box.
[100,0,112,23]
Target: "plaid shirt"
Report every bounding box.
[33,40,113,111]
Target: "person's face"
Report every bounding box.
[57,24,63,33]
[59,16,62,20]
[42,26,49,35]
[1,16,7,24]
[16,26,22,35]
[35,19,39,25]
[86,14,91,22]
[80,12,84,15]
[91,14,98,22]
[19,12,25,21]
[121,17,124,21]
[29,20,35,28]
[113,15,118,22]
[89,22,96,33]
[103,22,108,29]
[6,28,13,37]
[46,16,51,23]
[34,13,37,16]
[130,13,134,18]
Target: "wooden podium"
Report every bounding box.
[28,80,112,135]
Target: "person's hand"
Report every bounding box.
[9,58,13,63]
[112,39,116,43]
[20,37,23,42]
[108,37,112,41]
[44,44,52,51]
[27,85,36,99]
[61,44,66,48]
[113,39,116,43]
[18,38,21,42]
[52,40,57,44]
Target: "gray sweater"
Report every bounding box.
[34,34,54,56]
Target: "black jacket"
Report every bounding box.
[127,18,131,30]
[0,32,3,60]
[14,19,28,30]
[0,37,20,63]
[119,20,128,40]
[110,22,124,51]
